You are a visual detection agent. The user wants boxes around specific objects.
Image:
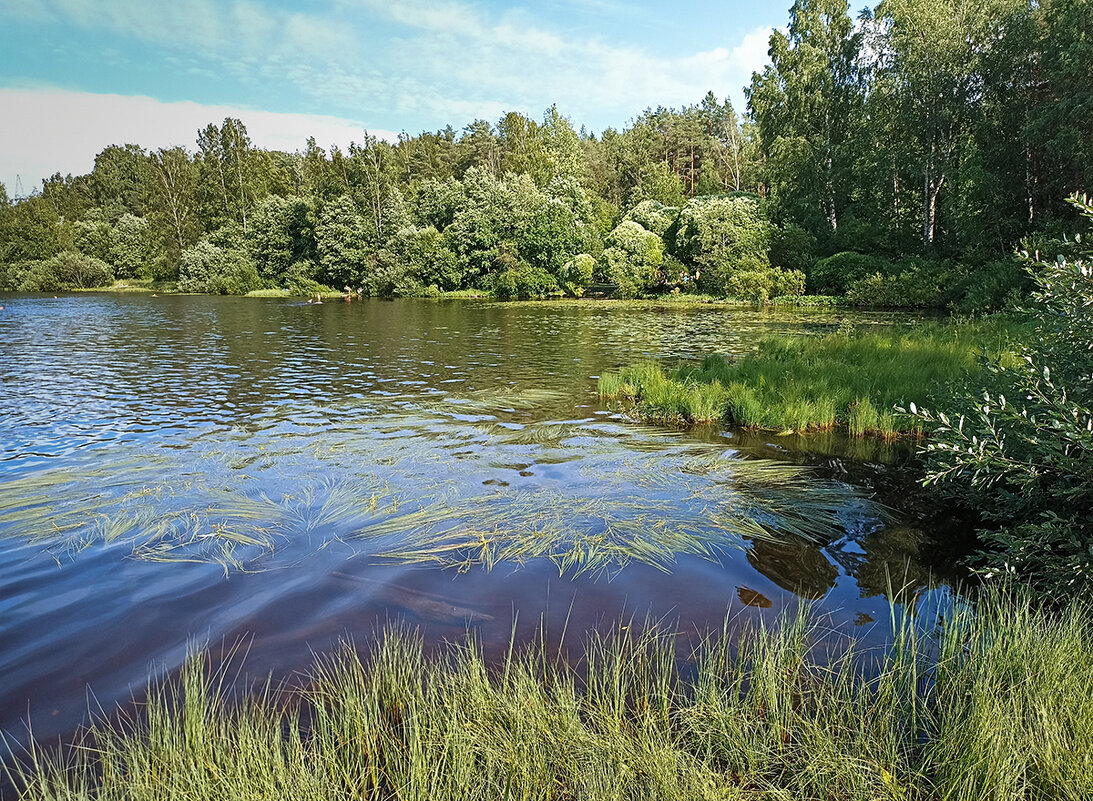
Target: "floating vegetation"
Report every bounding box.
[0,386,885,574]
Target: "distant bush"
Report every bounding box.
[283,260,328,297]
[674,195,773,297]
[623,199,679,238]
[109,214,155,279]
[368,249,430,297]
[950,258,1030,314]
[388,226,462,291]
[558,253,595,297]
[14,251,114,291]
[727,267,806,303]
[770,221,817,274]
[178,241,261,295]
[602,220,664,298]
[810,251,892,295]
[491,254,558,300]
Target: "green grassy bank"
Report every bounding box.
[599,320,1020,437]
[6,591,1092,800]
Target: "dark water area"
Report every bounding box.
[0,294,963,745]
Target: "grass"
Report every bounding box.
[770,294,844,308]
[244,288,292,297]
[72,280,177,294]
[600,319,1022,438]
[6,589,1093,800]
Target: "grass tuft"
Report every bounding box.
[600,319,1021,438]
[7,590,1093,800]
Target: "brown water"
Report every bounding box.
[0,294,961,743]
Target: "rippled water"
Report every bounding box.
[0,294,958,741]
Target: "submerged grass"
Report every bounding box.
[0,388,883,575]
[7,590,1093,800]
[600,318,1022,438]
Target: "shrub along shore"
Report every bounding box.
[7,591,1093,801]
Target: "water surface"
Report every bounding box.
[0,295,959,741]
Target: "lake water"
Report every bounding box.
[0,294,962,742]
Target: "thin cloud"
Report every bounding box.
[5,0,772,128]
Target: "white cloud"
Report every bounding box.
[0,0,777,188]
[0,88,396,195]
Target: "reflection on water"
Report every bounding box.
[0,295,960,742]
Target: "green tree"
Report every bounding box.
[747,0,864,238]
[146,146,199,268]
[674,195,774,295]
[109,213,155,278]
[178,240,261,295]
[876,0,1026,249]
[315,194,371,288]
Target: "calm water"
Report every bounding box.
[0,294,959,742]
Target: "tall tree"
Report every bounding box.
[748,0,864,236]
[146,146,199,264]
[877,0,1026,249]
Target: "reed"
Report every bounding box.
[7,589,1093,800]
[600,319,1021,438]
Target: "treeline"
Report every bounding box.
[0,0,1088,304]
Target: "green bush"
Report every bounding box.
[558,253,594,297]
[845,260,954,307]
[674,194,773,297]
[622,199,679,238]
[809,251,892,295]
[950,258,1030,314]
[492,257,558,299]
[770,221,818,273]
[178,241,261,295]
[602,220,664,298]
[14,251,114,291]
[283,260,328,297]
[916,195,1093,600]
[727,266,806,303]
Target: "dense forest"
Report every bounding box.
[1,0,1089,306]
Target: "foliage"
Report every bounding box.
[915,195,1093,599]
[315,194,371,290]
[490,248,558,299]
[108,213,155,278]
[11,251,114,291]
[601,220,664,298]
[810,251,892,295]
[388,225,462,291]
[769,221,817,273]
[249,195,316,285]
[622,199,679,238]
[558,253,595,297]
[178,240,261,295]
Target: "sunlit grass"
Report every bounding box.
[600,319,1023,438]
[8,589,1093,800]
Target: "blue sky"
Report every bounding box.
[0,0,783,194]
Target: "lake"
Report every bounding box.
[0,294,962,742]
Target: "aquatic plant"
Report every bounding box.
[600,320,1021,438]
[7,590,1093,800]
[0,393,880,576]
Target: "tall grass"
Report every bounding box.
[7,590,1093,800]
[600,319,1021,438]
